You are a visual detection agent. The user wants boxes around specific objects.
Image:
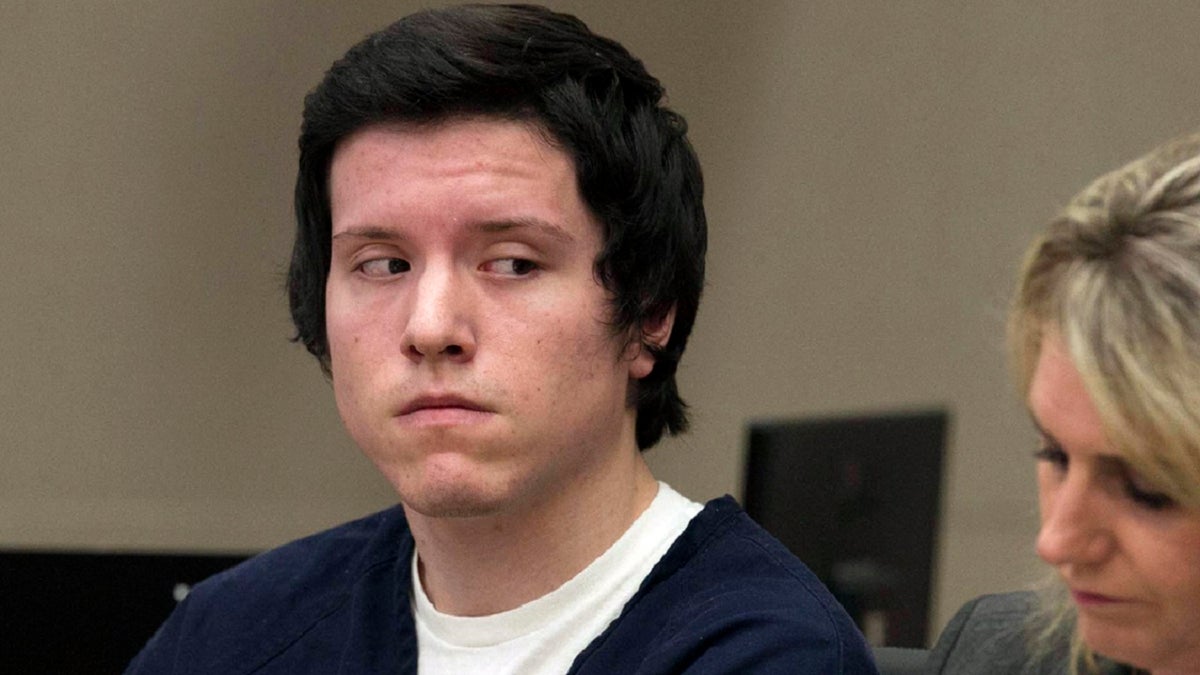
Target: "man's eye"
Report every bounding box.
[360,258,411,277]
[486,258,538,276]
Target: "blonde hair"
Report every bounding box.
[1009,131,1200,673]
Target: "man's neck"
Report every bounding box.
[405,452,659,617]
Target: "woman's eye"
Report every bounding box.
[1123,471,1176,511]
[1033,445,1068,470]
[360,258,410,277]
[486,258,538,276]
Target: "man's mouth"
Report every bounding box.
[397,395,492,426]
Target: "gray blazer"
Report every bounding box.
[927,591,1132,675]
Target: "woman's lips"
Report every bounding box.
[1071,589,1122,607]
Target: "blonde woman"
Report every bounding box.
[929,132,1200,674]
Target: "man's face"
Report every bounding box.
[325,118,655,519]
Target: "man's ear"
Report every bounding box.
[628,306,675,380]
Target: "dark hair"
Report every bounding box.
[287,4,706,450]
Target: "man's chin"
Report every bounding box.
[398,483,512,520]
[407,500,501,519]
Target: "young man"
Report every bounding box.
[127,5,876,673]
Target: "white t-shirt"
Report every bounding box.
[412,482,703,675]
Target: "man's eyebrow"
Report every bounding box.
[476,217,577,244]
[330,219,578,244]
[331,226,405,243]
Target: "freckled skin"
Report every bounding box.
[1030,334,1200,673]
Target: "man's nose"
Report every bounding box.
[402,265,475,363]
[1035,473,1113,569]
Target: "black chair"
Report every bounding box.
[1,550,249,673]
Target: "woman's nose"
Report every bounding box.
[1036,473,1113,568]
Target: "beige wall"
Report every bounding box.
[4,1,1200,642]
